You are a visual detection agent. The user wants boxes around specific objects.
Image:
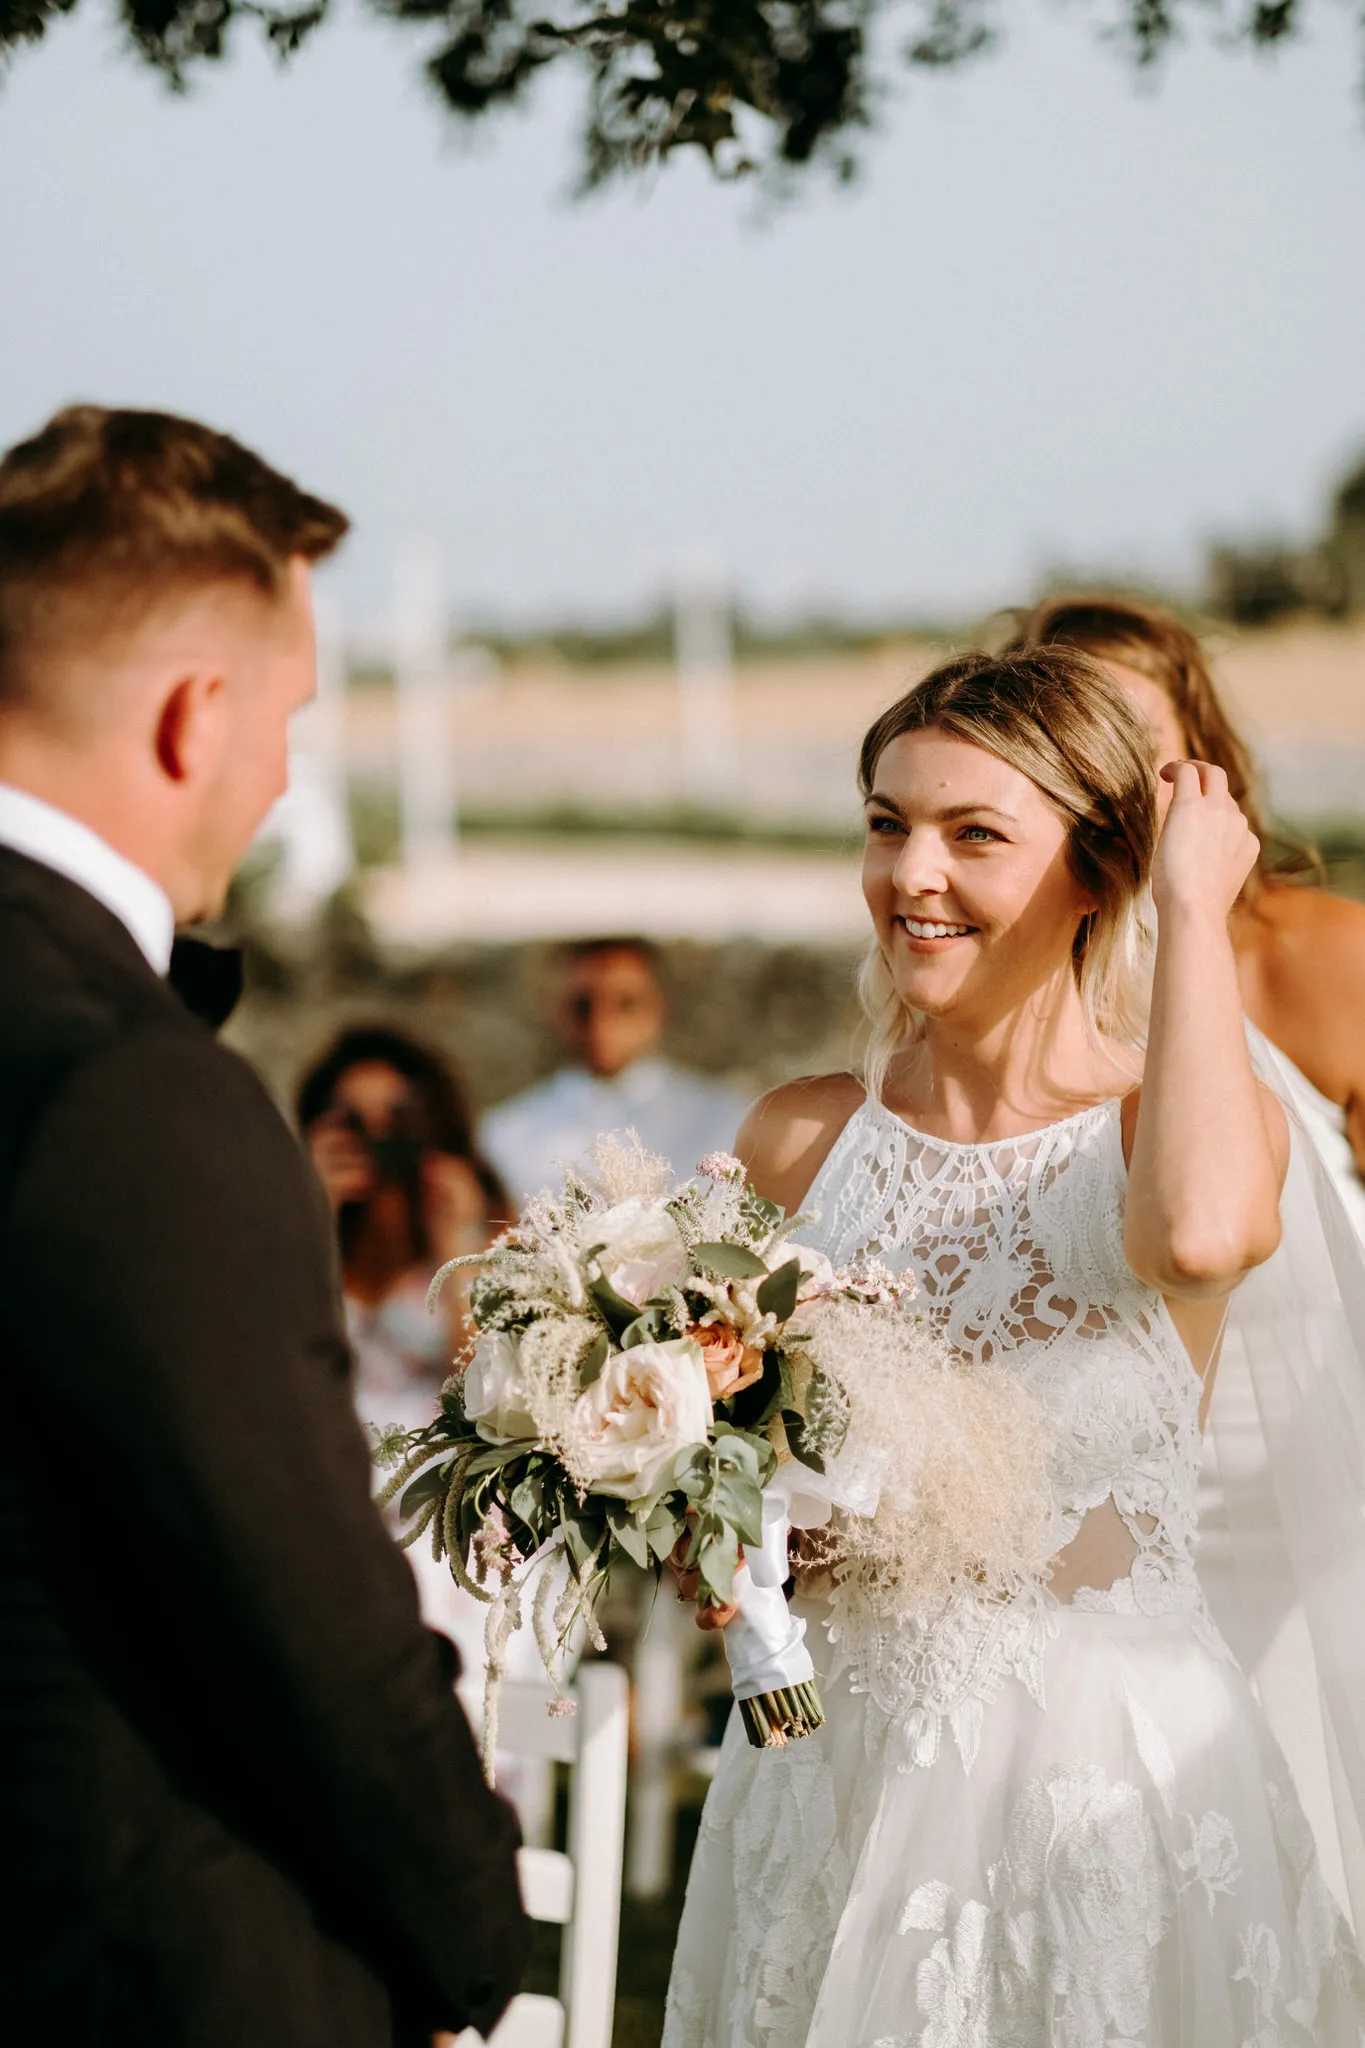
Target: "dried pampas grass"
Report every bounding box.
[801,1293,1056,1622]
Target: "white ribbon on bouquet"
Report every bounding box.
[720,1447,886,1703]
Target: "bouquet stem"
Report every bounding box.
[737,1678,825,1748]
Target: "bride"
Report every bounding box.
[663,647,1365,2047]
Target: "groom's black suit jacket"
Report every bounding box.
[0,847,529,2046]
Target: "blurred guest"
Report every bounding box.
[1008,592,1365,1234]
[298,1024,512,1435]
[297,1026,562,1780]
[482,936,746,1202]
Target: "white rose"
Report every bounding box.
[773,1244,836,1300]
[590,1198,689,1308]
[461,1331,538,1443]
[571,1338,713,1501]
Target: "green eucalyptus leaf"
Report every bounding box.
[696,1524,740,1607]
[579,1330,610,1387]
[782,1408,826,1474]
[463,1439,529,1479]
[644,1499,686,1562]
[755,1256,801,1323]
[732,1347,793,1431]
[672,1443,711,1497]
[740,1192,784,1237]
[399,1461,451,1520]
[692,1241,768,1280]
[620,1305,679,1349]
[586,1271,642,1340]
[560,1507,596,1574]
[604,1498,651,1569]
[509,1467,551,1534]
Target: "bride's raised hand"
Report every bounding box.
[1152,760,1259,923]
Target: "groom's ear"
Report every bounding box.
[154,670,226,785]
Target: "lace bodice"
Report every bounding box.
[801,1094,1222,1768]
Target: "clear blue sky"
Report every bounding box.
[2,0,1363,632]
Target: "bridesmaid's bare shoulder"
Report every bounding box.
[735,1072,868,1216]
[1235,882,1365,1114]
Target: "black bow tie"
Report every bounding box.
[168,936,245,1030]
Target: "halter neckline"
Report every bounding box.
[865,1091,1123,1155]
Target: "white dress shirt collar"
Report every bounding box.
[0,783,175,974]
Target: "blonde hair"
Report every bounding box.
[1002,591,1282,892]
[857,649,1158,1103]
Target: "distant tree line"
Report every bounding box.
[0,0,1350,185]
[454,450,1365,667]
[1207,454,1365,627]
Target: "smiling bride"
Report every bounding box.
[662,648,1365,2048]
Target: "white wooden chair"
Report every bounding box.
[461,1662,629,2048]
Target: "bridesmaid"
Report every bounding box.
[1007,593,1365,1225]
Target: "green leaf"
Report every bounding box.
[509,1467,550,1536]
[644,1498,686,1563]
[740,1192,784,1237]
[756,1256,801,1323]
[671,1443,711,1496]
[730,1346,792,1431]
[605,1498,651,1569]
[399,1461,451,1520]
[560,1507,599,1575]
[578,1330,610,1387]
[620,1305,678,1349]
[586,1270,643,1340]
[692,1241,768,1280]
[781,1407,826,1474]
[695,1523,740,1608]
[463,1438,528,1479]
[804,1366,852,1458]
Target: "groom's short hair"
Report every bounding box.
[0,405,348,709]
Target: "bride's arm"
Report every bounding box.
[1124,760,1289,1301]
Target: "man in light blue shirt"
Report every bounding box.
[481,936,745,1204]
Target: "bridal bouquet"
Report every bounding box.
[376,1135,1053,1766]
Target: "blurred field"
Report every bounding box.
[230,619,1365,1120]
[340,621,1365,853]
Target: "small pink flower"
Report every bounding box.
[547,1698,578,1719]
[697,1151,744,1183]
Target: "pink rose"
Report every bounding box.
[689,1322,766,1401]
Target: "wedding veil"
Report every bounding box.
[1197,1021,1365,1930]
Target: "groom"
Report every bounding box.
[0,408,527,2045]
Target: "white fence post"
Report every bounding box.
[394,537,458,874]
[674,553,737,811]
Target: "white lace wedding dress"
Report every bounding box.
[663,1095,1365,2048]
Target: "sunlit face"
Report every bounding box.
[862,729,1096,1025]
[559,948,665,1078]
[1102,660,1188,816]
[186,559,318,918]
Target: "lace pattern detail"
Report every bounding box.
[802,1098,1216,1759]
[872,1761,1364,2048]
[662,1741,849,2048]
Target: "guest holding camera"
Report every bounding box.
[299,1027,562,1801]
[299,1025,513,1437]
